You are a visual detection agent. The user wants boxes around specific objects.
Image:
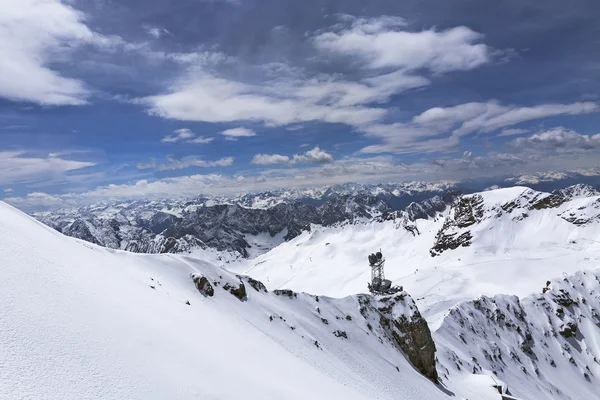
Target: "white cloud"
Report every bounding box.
[3,192,68,210]
[0,0,121,105]
[498,128,529,137]
[140,17,494,129]
[313,16,490,72]
[251,154,291,165]
[452,102,598,136]
[3,188,14,193]
[187,136,214,144]
[512,127,600,151]
[144,26,169,39]
[251,147,334,165]
[142,73,388,127]
[360,101,599,154]
[161,128,214,144]
[137,156,234,171]
[220,127,256,138]
[0,151,95,185]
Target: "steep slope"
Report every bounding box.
[436,271,600,400]
[232,186,600,326]
[0,201,450,400]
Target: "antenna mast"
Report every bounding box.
[367,249,401,295]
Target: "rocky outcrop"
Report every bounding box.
[358,292,438,383]
[430,194,483,256]
[553,184,600,200]
[188,266,440,384]
[435,271,600,400]
[558,197,600,226]
[192,274,214,297]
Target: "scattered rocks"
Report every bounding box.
[274,289,297,298]
[333,330,348,339]
[559,322,578,338]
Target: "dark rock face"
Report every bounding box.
[500,189,565,213]
[273,289,297,298]
[358,293,439,383]
[223,281,247,301]
[378,295,438,383]
[192,274,214,297]
[430,195,483,256]
[243,276,268,293]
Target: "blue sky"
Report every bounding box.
[2,0,600,210]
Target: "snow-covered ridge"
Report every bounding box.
[0,200,448,400]
[430,186,600,256]
[4,184,600,399]
[33,184,456,258]
[233,185,600,326]
[436,270,600,400]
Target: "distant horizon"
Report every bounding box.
[14,170,600,213]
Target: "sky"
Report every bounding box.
[2,0,600,210]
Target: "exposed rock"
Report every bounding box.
[223,281,247,301]
[435,271,600,400]
[559,322,578,338]
[359,292,438,383]
[553,184,600,200]
[274,289,297,298]
[243,276,268,293]
[429,194,483,256]
[333,330,348,339]
[192,274,214,297]
[35,184,454,257]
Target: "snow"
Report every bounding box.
[0,201,450,400]
[6,184,600,400]
[435,270,600,400]
[231,187,600,328]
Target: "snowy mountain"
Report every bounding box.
[436,271,600,400]
[4,184,600,399]
[225,185,600,399]
[553,183,600,200]
[231,186,600,322]
[0,200,450,400]
[34,183,457,258]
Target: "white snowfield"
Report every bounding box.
[0,201,449,400]
[234,186,600,327]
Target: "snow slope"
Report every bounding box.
[436,271,600,400]
[0,201,449,400]
[232,187,600,327]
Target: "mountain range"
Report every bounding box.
[4,182,600,399]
